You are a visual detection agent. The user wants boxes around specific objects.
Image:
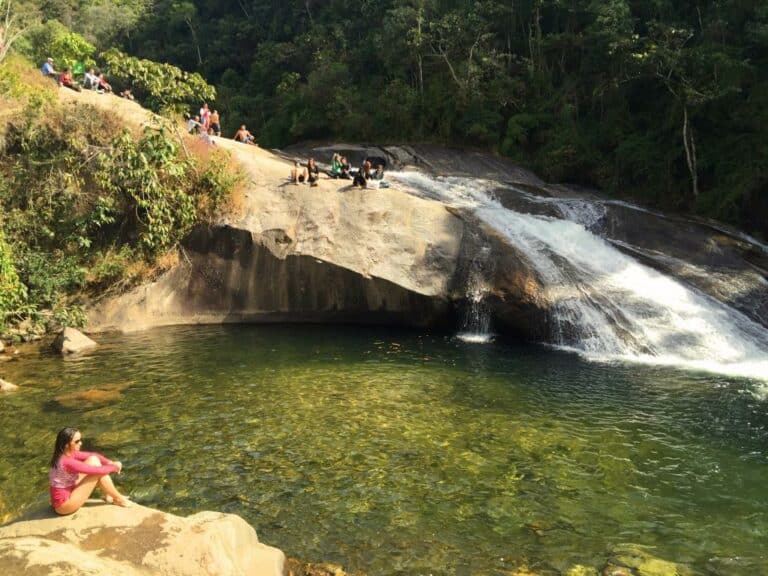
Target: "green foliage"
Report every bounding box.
[23,20,95,69]
[0,227,27,330]
[109,0,767,237]
[94,126,198,255]
[0,77,237,332]
[100,48,215,113]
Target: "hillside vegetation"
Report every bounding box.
[121,0,767,236]
[0,55,239,336]
[2,0,765,236]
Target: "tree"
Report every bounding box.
[101,48,216,112]
[0,0,38,63]
[644,19,744,199]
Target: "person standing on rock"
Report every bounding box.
[49,427,130,515]
[209,109,221,136]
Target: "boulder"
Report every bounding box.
[603,545,693,576]
[0,500,285,576]
[53,327,98,355]
[0,340,4,353]
[0,378,18,393]
[54,383,129,409]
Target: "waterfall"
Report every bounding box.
[457,245,494,343]
[391,172,768,381]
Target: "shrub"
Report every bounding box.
[100,48,216,113]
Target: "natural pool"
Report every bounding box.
[1,325,766,575]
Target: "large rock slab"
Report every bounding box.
[53,327,98,355]
[0,500,285,576]
[87,146,471,332]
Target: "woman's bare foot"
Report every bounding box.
[106,495,131,507]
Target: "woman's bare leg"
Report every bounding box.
[54,474,101,515]
[83,456,128,504]
[55,456,128,514]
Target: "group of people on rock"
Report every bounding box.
[187,104,258,147]
[290,154,389,189]
[41,57,133,99]
[187,103,222,137]
[290,158,321,186]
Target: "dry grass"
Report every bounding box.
[184,129,247,219]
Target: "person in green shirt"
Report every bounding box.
[330,153,343,178]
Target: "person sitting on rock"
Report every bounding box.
[371,164,390,188]
[187,114,203,134]
[41,57,60,85]
[330,153,343,178]
[83,67,100,90]
[49,427,130,515]
[97,73,113,93]
[290,160,307,184]
[339,156,351,179]
[306,157,320,187]
[59,68,82,92]
[352,165,368,189]
[362,159,373,180]
[234,124,255,144]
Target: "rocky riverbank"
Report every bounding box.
[0,499,284,575]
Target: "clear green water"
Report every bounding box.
[1,325,766,575]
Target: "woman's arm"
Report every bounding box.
[61,455,119,476]
[73,450,112,465]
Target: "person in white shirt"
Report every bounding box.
[83,68,100,90]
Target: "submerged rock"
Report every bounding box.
[54,383,129,408]
[0,378,18,393]
[286,558,355,576]
[0,500,285,576]
[53,327,98,355]
[566,565,599,576]
[603,545,693,576]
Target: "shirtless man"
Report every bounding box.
[209,110,221,136]
[233,125,255,144]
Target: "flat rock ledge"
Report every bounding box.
[0,500,285,576]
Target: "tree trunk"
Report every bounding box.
[185,17,203,66]
[416,13,423,95]
[682,105,699,198]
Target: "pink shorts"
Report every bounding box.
[50,485,74,509]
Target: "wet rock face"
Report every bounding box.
[178,225,455,327]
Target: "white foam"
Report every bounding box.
[392,172,768,383]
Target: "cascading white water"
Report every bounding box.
[457,246,494,344]
[391,172,768,382]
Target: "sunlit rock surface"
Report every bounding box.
[0,378,18,393]
[0,500,284,576]
[53,327,98,355]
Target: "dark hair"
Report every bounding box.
[50,427,78,469]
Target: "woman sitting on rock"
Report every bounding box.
[306,157,320,187]
[330,153,343,178]
[49,427,130,515]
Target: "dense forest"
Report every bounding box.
[3,1,768,234]
[124,0,768,238]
